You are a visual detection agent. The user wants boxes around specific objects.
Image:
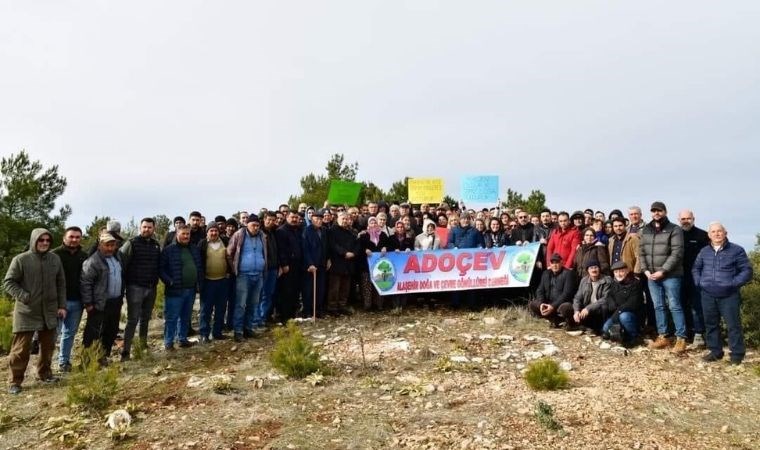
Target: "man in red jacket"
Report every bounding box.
[546,212,581,270]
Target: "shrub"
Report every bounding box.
[740,238,760,348]
[0,297,13,354]
[524,358,569,391]
[535,400,562,431]
[269,321,324,378]
[66,344,119,412]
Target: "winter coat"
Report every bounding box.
[510,223,535,245]
[52,245,87,301]
[607,232,641,274]
[415,232,441,251]
[388,233,415,252]
[682,226,709,272]
[574,242,611,277]
[692,240,753,298]
[119,235,161,288]
[159,242,203,295]
[81,251,126,311]
[639,217,684,277]
[302,226,328,269]
[572,275,613,313]
[604,275,644,321]
[546,226,581,269]
[535,267,578,309]
[276,224,303,268]
[448,225,485,249]
[328,225,359,275]
[3,228,66,333]
[358,231,391,272]
[484,231,510,249]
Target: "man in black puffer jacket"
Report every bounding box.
[639,201,687,353]
[602,261,645,347]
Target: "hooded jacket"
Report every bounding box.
[3,228,66,332]
[414,220,441,250]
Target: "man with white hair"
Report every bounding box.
[692,222,752,365]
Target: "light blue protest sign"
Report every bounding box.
[461,175,499,203]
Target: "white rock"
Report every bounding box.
[566,330,584,337]
[106,409,132,429]
[312,334,327,340]
[478,334,495,340]
[471,357,484,363]
[498,335,514,341]
[541,344,560,356]
[559,361,573,371]
[187,376,205,388]
[599,342,612,350]
[524,351,543,361]
[245,375,256,382]
[450,355,470,363]
[483,317,498,325]
[721,425,730,433]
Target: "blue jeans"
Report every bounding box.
[648,277,686,338]
[701,291,745,362]
[603,312,640,342]
[164,288,196,346]
[200,278,228,338]
[235,273,263,333]
[57,299,83,366]
[258,268,278,325]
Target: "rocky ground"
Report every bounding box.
[0,304,758,450]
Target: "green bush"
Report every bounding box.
[269,321,324,378]
[0,297,13,354]
[153,281,165,319]
[524,358,569,391]
[535,400,562,430]
[66,344,119,412]
[741,238,760,348]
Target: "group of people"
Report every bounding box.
[3,200,753,395]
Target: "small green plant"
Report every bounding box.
[0,296,13,354]
[535,400,562,431]
[269,321,324,378]
[66,344,119,412]
[131,338,150,362]
[524,358,569,391]
[153,282,165,319]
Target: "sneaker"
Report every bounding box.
[8,384,21,395]
[687,333,706,350]
[649,335,672,350]
[671,338,687,355]
[702,352,723,363]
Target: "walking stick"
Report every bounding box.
[312,270,317,322]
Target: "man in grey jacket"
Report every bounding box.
[81,231,125,365]
[639,201,687,353]
[570,259,613,333]
[3,228,66,394]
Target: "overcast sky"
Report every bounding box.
[1,1,758,248]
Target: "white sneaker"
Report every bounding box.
[687,333,706,350]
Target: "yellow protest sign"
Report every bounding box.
[408,178,444,204]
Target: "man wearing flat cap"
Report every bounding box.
[529,253,578,327]
[81,231,125,365]
[640,201,687,353]
[601,261,645,347]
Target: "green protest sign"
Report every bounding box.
[327,180,362,205]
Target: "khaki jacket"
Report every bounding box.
[608,232,641,274]
[3,228,66,332]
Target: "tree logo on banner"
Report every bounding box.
[372,258,397,292]
[510,251,535,283]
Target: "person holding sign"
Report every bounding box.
[358,217,389,310]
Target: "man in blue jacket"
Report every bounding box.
[448,214,485,310]
[692,222,753,365]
